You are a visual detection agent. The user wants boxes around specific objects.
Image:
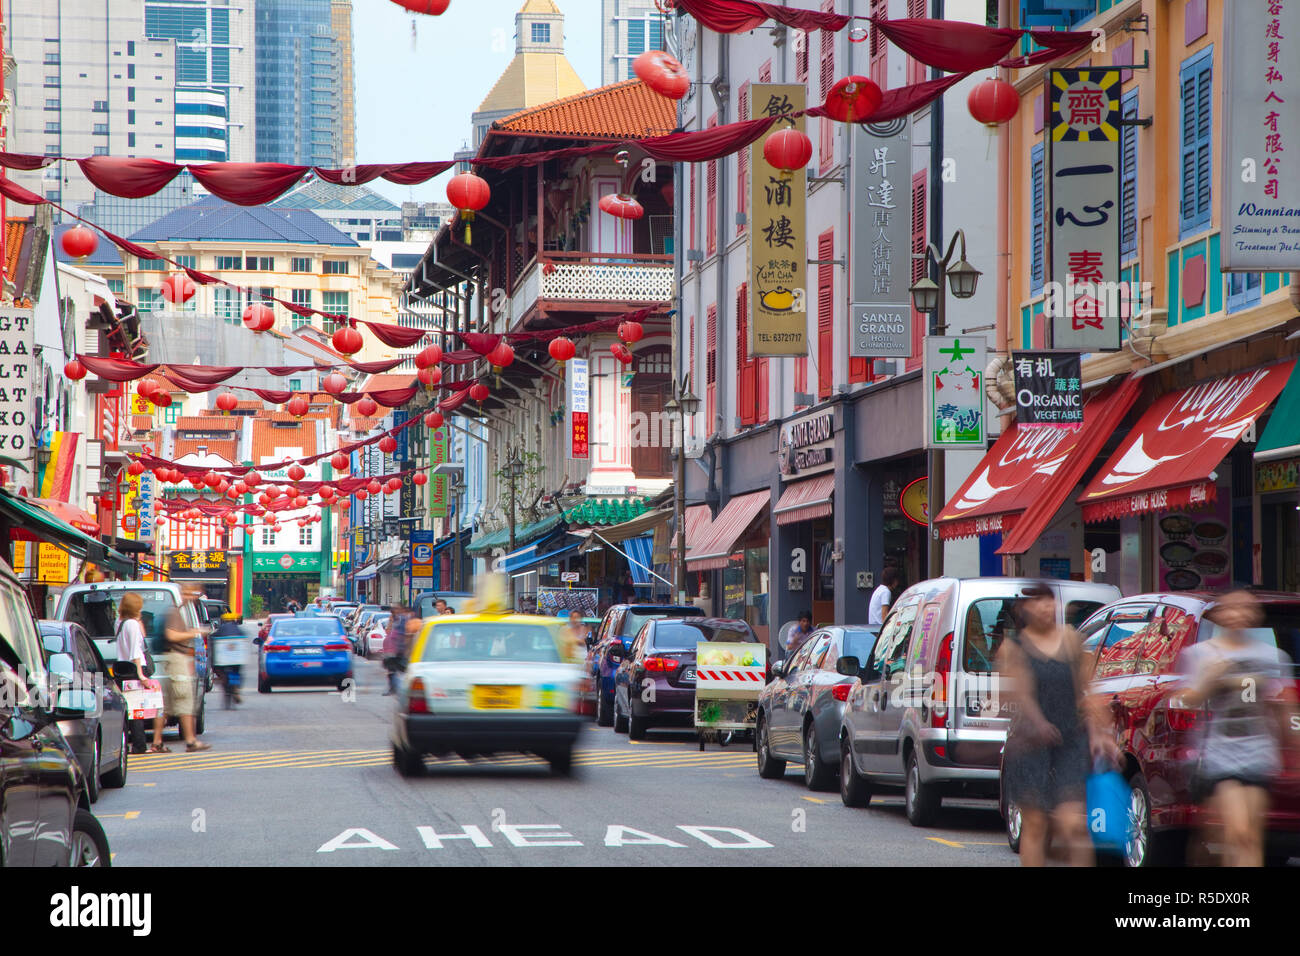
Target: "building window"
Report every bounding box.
[868,0,888,87]
[819,1,836,172]
[736,83,749,236]
[909,170,927,367]
[93,146,109,156]
[1030,142,1045,296]
[107,278,124,294]
[261,526,274,546]
[705,304,717,432]
[45,98,59,110]
[93,123,109,135]
[163,405,178,424]
[45,75,59,87]
[128,64,135,79]
[1120,89,1139,261]
[174,254,196,270]
[1179,46,1213,237]
[137,257,165,271]
[44,52,59,65]
[137,289,164,313]
[322,292,349,315]
[246,256,274,271]
[1226,273,1262,313]
[322,259,348,275]
[299,525,314,547]
[531,22,550,43]
[44,146,60,157]
[214,287,242,324]
[127,87,135,102]
[215,255,242,271]
[44,122,60,134]
[291,256,312,273]
[705,115,718,257]
[906,0,926,85]
[92,100,108,112]
[795,30,809,83]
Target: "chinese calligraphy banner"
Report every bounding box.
[850,117,913,358]
[1222,1,1298,271]
[923,336,987,449]
[1047,69,1123,352]
[1011,351,1083,428]
[568,357,590,459]
[750,84,808,356]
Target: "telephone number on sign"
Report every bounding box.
[758,333,803,343]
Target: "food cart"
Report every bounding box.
[693,641,766,750]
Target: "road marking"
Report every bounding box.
[97,811,141,819]
[926,837,966,848]
[800,796,827,804]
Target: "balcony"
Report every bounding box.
[510,251,674,323]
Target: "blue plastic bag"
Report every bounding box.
[1086,761,1133,851]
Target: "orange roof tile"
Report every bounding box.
[252,418,318,462]
[174,439,238,462]
[359,373,418,393]
[175,416,241,431]
[493,79,677,141]
[131,415,154,431]
[235,400,264,410]
[4,220,28,283]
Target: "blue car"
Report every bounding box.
[256,616,353,693]
[585,604,704,726]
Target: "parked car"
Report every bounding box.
[256,615,353,692]
[998,590,1300,866]
[55,581,212,736]
[38,621,129,803]
[365,613,394,658]
[586,604,704,726]
[346,604,383,630]
[199,598,233,627]
[613,617,759,740]
[757,626,879,791]
[0,558,110,866]
[838,576,1120,826]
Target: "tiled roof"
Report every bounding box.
[130,196,359,246]
[4,220,26,280]
[270,180,401,213]
[494,79,677,140]
[175,416,241,431]
[468,513,565,555]
[252,418,318,461]
[478,51,586,114]
[360,373,418,394]
[174,438,238,462]
[131,415,154,431]
[562,496,653,527]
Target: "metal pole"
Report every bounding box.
[928,290,945,579]
[675,402,687,604]
[507,465,517,608]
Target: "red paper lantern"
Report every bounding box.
[258,492,273,506]
[332,325,364,355]
[203,470,221,488]
[355,489,368,501]
[390,0,449,14]
[293,495,309,509]
[487,341,515,368]
[217,479,230,493]
[385,478,403,493]
[468,382,490,402]
[967,77,1020,127]
[224,513,239,527]
[234,480,249,495]
[415,344,443,368]
[598,193,645,220]
[610,342,634,365]
[215,391,238,414]
[763,127,813,173]
[548,336,576,363]
[286,395,310,418]
[138,376,163,400]
[242,303,275,332]
[288,463,306,482]
[822,75,883,123]
[245,470,262,487]
[632,50,690,100]
[446,172,491,243]
[423,410,443,428]
[379,435,397,454]
[60,226,99,260]
[63,359,87,381]
[127,460,145,476]
[618,320,645,344]
[417,366,442,388]
[155,516,167,527]
[321,372,348,395]
[160,273,197,305]
[413,472,428,486]
[330,452,349,471]
[367,479,382,495]
[355,397,379,417]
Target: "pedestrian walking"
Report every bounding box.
[382,605,413,695]
[153,586,211,753]
[868,568,899,627]
[1179,589,1297,867]
[211,612,246,708]
[997,582,1115,867]
[115,592,159,755]
[560,610,588,663]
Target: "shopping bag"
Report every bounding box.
[1086,761,1133,850]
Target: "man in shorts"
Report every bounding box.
[153,586,211,753]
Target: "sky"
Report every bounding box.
[353,0,605,206]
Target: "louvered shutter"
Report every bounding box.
[817,230,835,399]
[706,304,717,431]
[1030,143,1044,294]
[737,283,755,425]
[906,0,926,85]
[1179,50,1213,234]
[819,3,835,172]
[737,84,749,235]
[905,172,927,372]
[706,114,718,255]
[1120,90,1138,260]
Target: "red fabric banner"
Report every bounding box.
[77,157,182,198]
[360,320,427,348]
[187,162,310,205]
[0,152,55,171]
[313,162,456,186]
[77,356,161,382]
[0,175,48,207]
[674,0,849,34]
[637,116,777,162]
[249,388,294,404]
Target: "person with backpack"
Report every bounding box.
[151,587,211,753]
[115,593,159,755]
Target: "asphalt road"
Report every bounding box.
[93,640,1019,867]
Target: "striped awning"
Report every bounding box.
[686,491,769,571]
[773,474,834,526]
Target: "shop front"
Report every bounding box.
[166,548,232,602]
[1254,362,1300,592]
[686,490,770,647]
[251,551,322,613]
[772,407,836,627]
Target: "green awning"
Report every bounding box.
[1257,362,1300,462]
[466,512,564,556]
[562,496,653,527]
[0,491,135,576]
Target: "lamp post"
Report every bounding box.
[909,228,981,579]
[502,447,526,607]
[664,375,701,604]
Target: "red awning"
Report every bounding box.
[774,474,834,526]
[670,504,714,557]
[935,376,1141,544]
[1078,362,1295,522]
[13,498,102,538]
[686,491,769,571]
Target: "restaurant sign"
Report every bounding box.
[850,117,913,358]
[777,408,834,481]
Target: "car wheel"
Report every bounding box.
[628,712,648,741]
[85,735,101,804]
[393,744,425,778]
[756,715,786,779]
[803,720,836,791]
[595,687,614,728]
[258,675,272,694]
[71,809,111,867]
[839,738,871,808]
[102,726,128,789]
[548,747,574,776]
[1124,771,1185,867]
[1004,799,1022,854]
[904,749,940,827]
[613,695,629,734]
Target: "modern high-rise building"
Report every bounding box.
[331,0,355,166]
[141,0,256,163]
[254,0,352,167]
[600,0,668,84]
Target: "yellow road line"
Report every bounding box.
[801,796,827,804]
[97,811,141,819]
[926,837,965,848]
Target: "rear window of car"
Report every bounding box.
[1065,600,1104,628]
[622,608,703,638]
[417,622,561,663]
[841,631,878,667]
[960,598,1019,673]
[63,588,178,641]
[653,621,757,649]
[270,618,345,637]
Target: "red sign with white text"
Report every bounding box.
[571,412,589,459]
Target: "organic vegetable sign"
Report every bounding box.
[694,642,766,700]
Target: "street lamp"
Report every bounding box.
[502,447,526,607]
[909,228,982,579]
[666,375,700,604]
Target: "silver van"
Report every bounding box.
[838,576,1120,826]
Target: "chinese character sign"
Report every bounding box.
[750,84,808,356]
[1047,69,1123,352]
[924,336,987,448]
[1012,351,1083,428]
[1222,1,1298,271]
[568,358,589,459]
[851,118,913,358]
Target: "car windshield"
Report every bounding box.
[622,608,702,638]
[63,588,178,641]
[271,619,345,638]
[654,621,757,649]
[417,622,562,663]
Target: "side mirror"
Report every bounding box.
[253,636,265,645]
[835,656,861,678]
[47,652,76,684]
[110,660,140,683]
[770,658,787,680]
[55,687,99,717]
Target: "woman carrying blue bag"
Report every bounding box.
[998,582,1120,867]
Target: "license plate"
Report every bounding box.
[682,668,696,681]
[299,661,322,668]
[292,648,319,655]
[471,685,522,709]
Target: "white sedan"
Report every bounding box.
[390,613,584,776]
[365,614,392,658]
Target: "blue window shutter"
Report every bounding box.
[1120,89,1138,260]
[1031,143,1045,294]
[1179,48,1213,236]
[628,20,645,57]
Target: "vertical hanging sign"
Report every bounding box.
[567,357,589,459]
[429,427,448,519]
[750,84,808,356]
[1047,68,1123,352]
[850,117,913,358]
[923,336,987,449]
[0,309,35,463]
